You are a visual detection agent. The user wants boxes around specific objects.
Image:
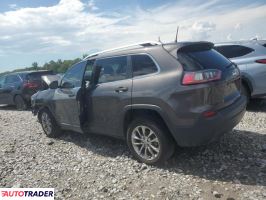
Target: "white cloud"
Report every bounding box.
[8,4,17,9]
[226,34,232,41]
[40,36,72,46]
[191,21,216,40]
[234,23,242,30]
[0,0,265,68]
[192,21,216,32]
[87,0,98,11]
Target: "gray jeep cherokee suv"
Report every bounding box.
[32,41,246,165]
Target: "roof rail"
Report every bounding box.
[84,41,161,59]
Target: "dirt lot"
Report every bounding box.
[0,101,265,200]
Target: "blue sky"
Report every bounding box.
[0,0,266,72]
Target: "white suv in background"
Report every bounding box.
[215,40,266,102]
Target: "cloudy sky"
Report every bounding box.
[0,0,266,72]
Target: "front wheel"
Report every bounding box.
[39,109,61,138]
[127,118,175,165]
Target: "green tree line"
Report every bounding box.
[0,54,88,76]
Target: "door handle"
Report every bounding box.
[68,94,75,97]
[115,87,128,93]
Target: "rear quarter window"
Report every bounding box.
[177,49,231,71]
[214,45,254,58]
[132,55,158,77]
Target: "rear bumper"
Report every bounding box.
[172,95,246,147]
[252,93,266,98]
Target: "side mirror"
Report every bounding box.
[84,72,92,82]
[84,72,92,88]
[49,80,59,89]
[61,81,74,89]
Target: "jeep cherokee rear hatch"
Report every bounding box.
[168,42,241,109]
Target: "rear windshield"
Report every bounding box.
[214,45,254,58]
[26,71,54,81]
[177,49,231,71]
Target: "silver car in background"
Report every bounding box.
[214,40,266,102]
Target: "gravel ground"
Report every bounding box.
[0,101,265,200]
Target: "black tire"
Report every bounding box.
[251,98,263,104]
[127,117,175,165]
[39,108,61,138]
[14,95,27,110]
[241,84,250,104]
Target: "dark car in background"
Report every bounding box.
[32,41,246,164]
[0,70,54,110]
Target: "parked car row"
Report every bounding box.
[0,71,54,110]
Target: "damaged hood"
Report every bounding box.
[41,74,61,86]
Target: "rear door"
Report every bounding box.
[85,56,132,137]
[244,44,266,95]
[130,54,160,106]
[54,61,87,132]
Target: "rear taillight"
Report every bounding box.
[255,59,266,64]
[203,111,216,118]
[23,81,39,89]
[182,69,222,85]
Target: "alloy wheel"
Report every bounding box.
[131,125,161,161]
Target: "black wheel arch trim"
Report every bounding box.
[122,104,174,138]
[37,105,57,123]
[241,74,253,93]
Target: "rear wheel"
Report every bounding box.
[14,95,27,110]
[39,109,61,138]
[127,117,175,165]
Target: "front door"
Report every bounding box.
[54,60,88,132]
[85,56,132,137]
[0,75,21,105]
[4,75,22,104]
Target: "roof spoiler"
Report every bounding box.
[177,41,214,52]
